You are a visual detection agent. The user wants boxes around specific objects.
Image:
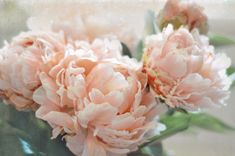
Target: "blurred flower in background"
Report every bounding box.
[157,0,208,34]
[0,1,28,46]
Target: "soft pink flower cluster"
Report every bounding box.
[143,25,231,110]
[0,31,66,110]
[0,0,232,156]
[157,0,208,34]
[26,5,141,55]
[33,51,165,155]
[0,31,165,156]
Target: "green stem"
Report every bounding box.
[140,112,191,148]
[209,34,235,46]
[140,122,189,148]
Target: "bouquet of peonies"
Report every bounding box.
[0,0,234,156]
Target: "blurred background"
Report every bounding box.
[0,0,235,156]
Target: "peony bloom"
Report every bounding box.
[26,4,142,54]
[33,46,165,156]
[143,24,231,110]
[157,0,208,34]
[0,31,66,110]
[72,38,122,61]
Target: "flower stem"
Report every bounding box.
[140,112,191,148]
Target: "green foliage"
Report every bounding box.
[144,10,158,36]
[0,102,73,156]
[227,67,235,76]
[209,34,235,46]
[141,142,165,156]
[128,142,164,156]
[128,151,152,156]
[227,67,235,87]
[190,113,234,133]
[140,109,234,152]
[136,40,144,61]
[140,111,191,148]
[122,42,132,58]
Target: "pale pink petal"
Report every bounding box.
[82,133,106,156]
[33,87,51,105]
[9,94,33,109]
[158,53,187,78]
[35,104,59,119]
[39,72,60,104]
[65,134,86,156]
[43,111,74,130]
[77,103,118,128]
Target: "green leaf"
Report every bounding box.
[18,138,44,156]
[136,40,144,61]
[159,112,191,138]
[144,10,158,35]
[127,149,153,156]
[0,120,30,139]
[139,107,234,151]
[190,113,234,133]
[129,142,168,156]
[0,135,26,156]
[140,112,191,148]
[167,107,188,115]
[227,66,235,87]
[121,42,132,58]
[141,142,164,156]
[0,102,74,156]
[209,34,235,46]
[128,151,152,156]
[227,67,235,75]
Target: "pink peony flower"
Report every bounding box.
[33,46,165,156]
[72,38,122,61]
[26,5,141,54]
[0,31,66,110]
[157,0,208,34]
[143,24,231,110]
